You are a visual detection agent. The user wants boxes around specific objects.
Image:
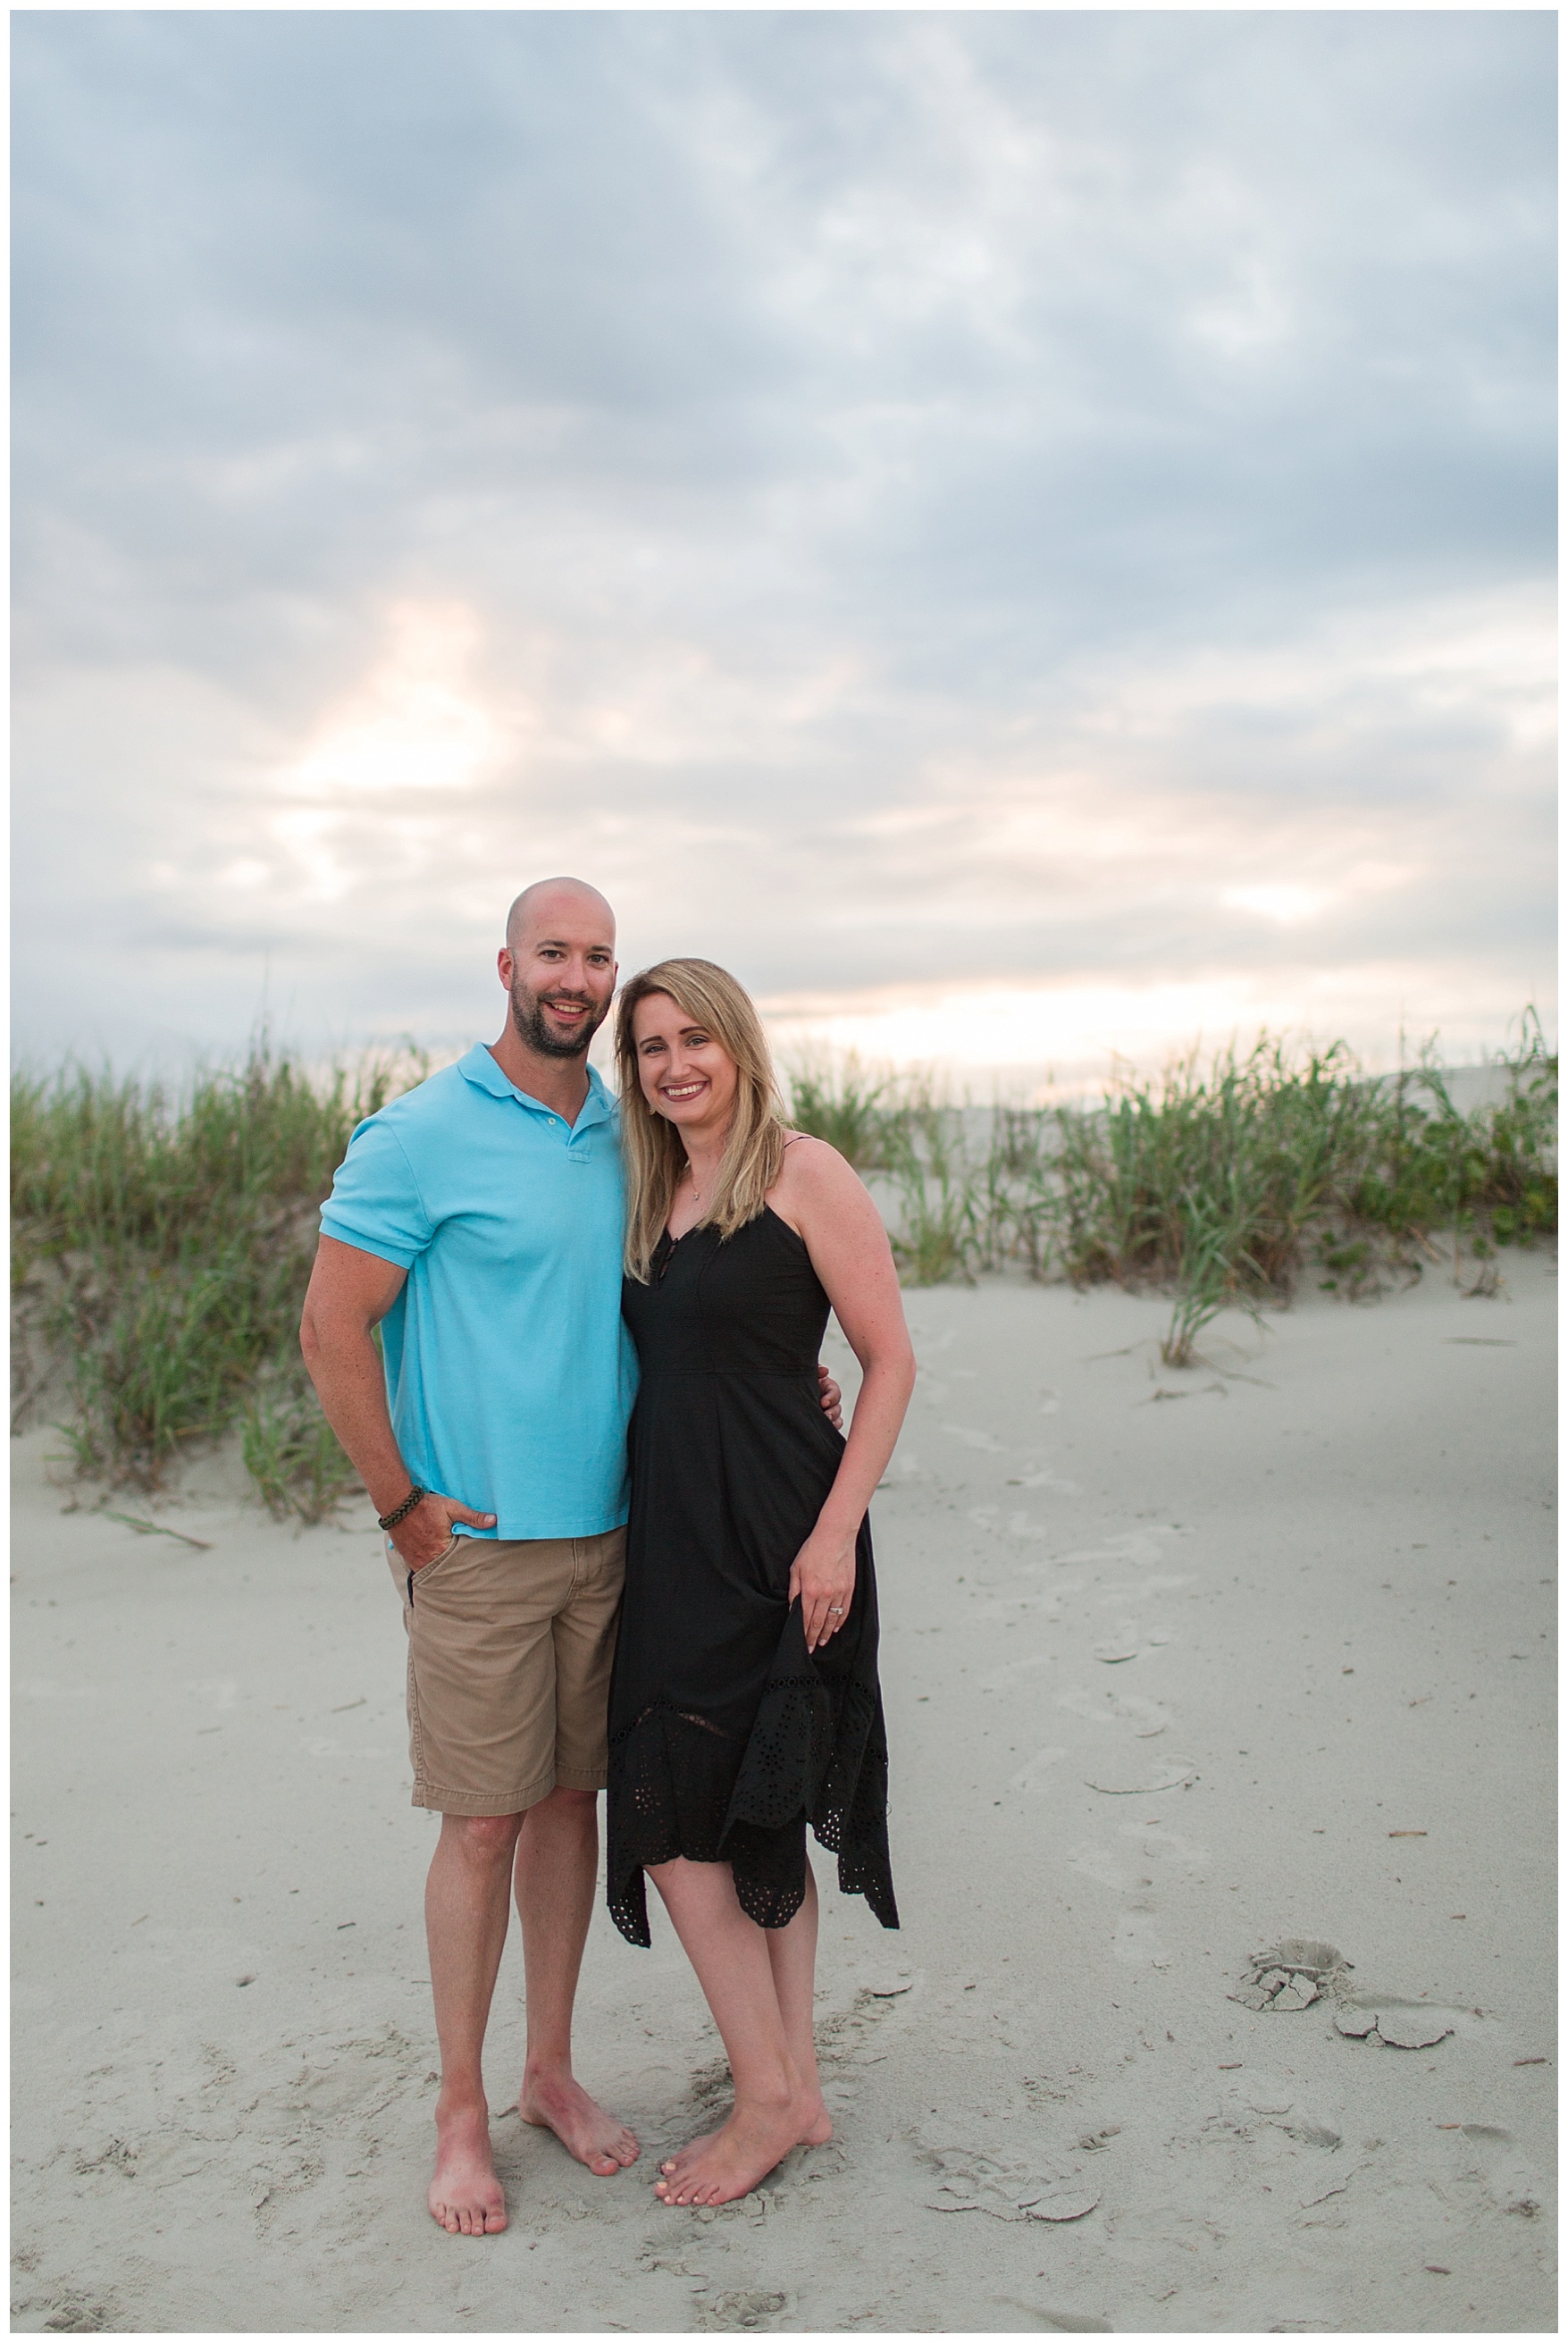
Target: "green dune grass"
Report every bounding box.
[787,1014,1556,1366]
[11,1046,418,1520]
[10,1017,1555,1516]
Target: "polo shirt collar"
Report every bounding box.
[577,1066,615,1130]
[456,1043,614,1129]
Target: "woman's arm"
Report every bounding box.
[770,1138,917,1650]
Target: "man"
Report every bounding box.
[300,879,839,2237]
[301,878,635,2237]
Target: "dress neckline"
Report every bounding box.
[658,1203,807,1255]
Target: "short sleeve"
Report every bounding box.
[319,1115,433,1270]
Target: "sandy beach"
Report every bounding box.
[11,1251,1555,2335]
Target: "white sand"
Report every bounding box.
[12,1253,1556,2334]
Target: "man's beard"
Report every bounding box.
[510,984,608,1060]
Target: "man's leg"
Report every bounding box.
[515,1786,639,2173]
[398,1534,631,2223]
[425,1810,524,2236]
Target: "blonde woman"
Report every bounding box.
[607,960,916,2209]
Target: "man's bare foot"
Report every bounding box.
[430,2103,507,2236]
[655,2095,814,2206]
[658,2096,829,2185]
[521,2067,640,2177]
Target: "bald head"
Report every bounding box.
[496,878,618,1071]
[506,877,616,957]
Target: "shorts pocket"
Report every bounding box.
[386,1533,462,1604]
[410,1535,462,1581]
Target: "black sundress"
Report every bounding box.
[605,1205,899,1947]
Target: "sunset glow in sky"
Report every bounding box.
[13,13,1555,1089]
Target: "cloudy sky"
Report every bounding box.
[13,10,1555,1088]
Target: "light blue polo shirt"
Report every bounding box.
[319,1045,637,1541]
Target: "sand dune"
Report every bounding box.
[11,1252,1555,2334]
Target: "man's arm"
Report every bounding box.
[299,1234,497,1567]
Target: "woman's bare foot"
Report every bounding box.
[658,2120,725,2186]
[658,2095,829,2185]
[521,2066,640,2177]
[655,2095,814,2206]
[430,2103,507,2236]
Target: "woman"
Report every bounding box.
[606,959,916,2210]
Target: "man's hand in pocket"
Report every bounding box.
[394,1492,496,1568]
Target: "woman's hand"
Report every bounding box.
[789,1524,857,1652]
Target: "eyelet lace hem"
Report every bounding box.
[606,1673,899,1947]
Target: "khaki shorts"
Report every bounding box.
[386,1528,626,1817]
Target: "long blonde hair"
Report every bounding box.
[616,959,789,1281]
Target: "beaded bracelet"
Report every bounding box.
[377,1485,427,1532]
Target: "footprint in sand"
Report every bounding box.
[1099,1529,1178,1567]
[1086,1818,1214,1965]
[1219,2080,1340,2146]
[1061,1842,1174,1965]
[982,1653,1053,1692]
[977,1589,1062,1623]
[1011,1746,1069,1793]
[1233,1939,1465,2048]
[1444,2123,1543,2219]
[994,2307,1111,2334]
[692,2288,790,2331]
[1233,1939,1350,2013]
[1220,2068,1296,2120]
[29,2295,118,2332]
[1055,1683,1170,1738]
[1332,1999,1458,2049]
[918,2138,1102,2224]
[1065,1842,1128,1890]
[1084,1759,1198,1794]
[968,1507,1050,1539]
[811,1975,916,2107]
[1110,1909,1172,1968]
[1119,1818,1208,1866]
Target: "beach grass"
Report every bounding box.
[781,1051,902,1172]
[788,1015,1558,1361]
[10,1045,419,1518]
[10,1017,1555,1516]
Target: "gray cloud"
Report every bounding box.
[12,10,1555,1074]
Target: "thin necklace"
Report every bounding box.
[685,1155,728,1214]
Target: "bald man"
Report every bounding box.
[301,880,640,2236]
